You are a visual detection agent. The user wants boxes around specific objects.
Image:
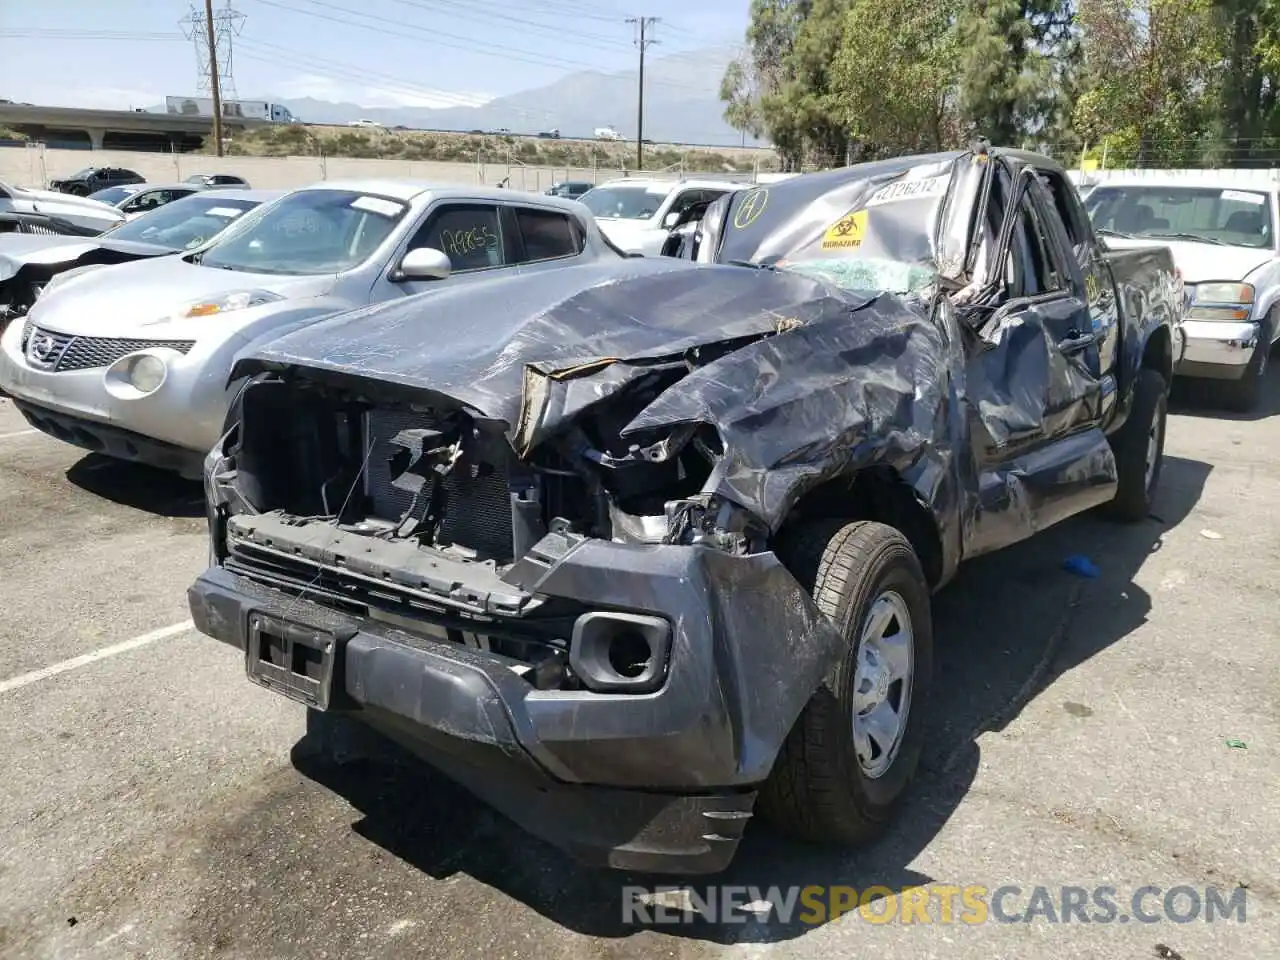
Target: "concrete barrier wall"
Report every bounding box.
[0,145,665,193]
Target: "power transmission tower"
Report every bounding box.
[180,1,244,99]
[627,16,659,170]
[180,1,243,157]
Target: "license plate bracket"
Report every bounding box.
[246,614,339,710]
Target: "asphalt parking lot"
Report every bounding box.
[0,375,1277,960]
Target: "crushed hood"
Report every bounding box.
[234,256,947,530]
[26,253,336,338]
[234,257,876,420]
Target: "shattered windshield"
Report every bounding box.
[105,194,262,250]
[1084,185,1274,249]
[717,164,952,296]
[776,257,939,295]
[579,185,669,220]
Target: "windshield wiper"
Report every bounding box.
[1096,227,1136,239]
[1144,232,1229,246]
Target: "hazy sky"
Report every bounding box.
[2,0,746,110]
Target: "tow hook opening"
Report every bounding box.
[569,612,671,693]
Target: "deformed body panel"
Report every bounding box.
[194,147,1161,874]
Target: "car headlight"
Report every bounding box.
[172,289,283,320]
[1194,281,1253,304]
[1188,281,1253,321]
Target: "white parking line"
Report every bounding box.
[0,429,37,441]
[0,620,194,695]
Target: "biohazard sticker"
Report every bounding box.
[865,174,950,206]
[821,209,867,249]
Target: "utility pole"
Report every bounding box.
[627,16,659,170]
[204,0,224,157]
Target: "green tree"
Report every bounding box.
[829,0,961,156]
[722,0,814,166]
[1074,0,1219,166]
[771,0,860,165]
[956,0,1074,145]
[1209,0,1280,164]
[719,57,765,143]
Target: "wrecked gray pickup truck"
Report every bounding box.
[188,145,1182,875]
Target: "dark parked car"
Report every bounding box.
[187,144,1183,876]
[545,180,593,199]
[183,173,251,188]
[49,167,145,196]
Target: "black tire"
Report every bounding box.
[758,519,934,844]
[1218,320,1271,412]
[1102,367,1168,522]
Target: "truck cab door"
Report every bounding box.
[1033,166,1122,417]
[956,162,1117,557]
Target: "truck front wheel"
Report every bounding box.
[1219,319,1271,413]
[1103,367,1168,522]
[760,520,934,845]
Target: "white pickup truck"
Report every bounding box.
[579,176,745,256]
[1082,172,1279,410]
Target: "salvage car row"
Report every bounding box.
[0,145,1269,874]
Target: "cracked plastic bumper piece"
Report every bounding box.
[1178,319,1259,379]
[188,527,846,873]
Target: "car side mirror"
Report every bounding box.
[395,246,452,281]
[662,211,680,230]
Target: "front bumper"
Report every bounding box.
[12,398,206,476]
[1177,319,1260,380]
[0,322,233,465]
[189,531,847,873]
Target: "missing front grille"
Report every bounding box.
[364,408,515,562]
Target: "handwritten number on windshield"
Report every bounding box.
[441,224,498,258]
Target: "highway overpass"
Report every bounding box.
[0,102,266,152]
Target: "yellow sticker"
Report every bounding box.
[733,188,768,228]
[821,209,867,249]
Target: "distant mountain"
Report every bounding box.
[225,48,767,148]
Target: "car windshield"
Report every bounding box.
[1085,185,1274,249]
[579,185,669,219]
[68,168,96,179]
[88,186,138,204]
[725,169,951,296]
[195,189,409,275]
[103,194,262,251]
[777,257,939,296]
